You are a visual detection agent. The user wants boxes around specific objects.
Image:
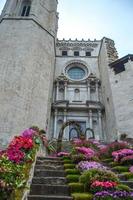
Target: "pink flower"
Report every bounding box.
[7,148,25,163]
[57,152,70,157]
[112,149,133,162]
[21,129,35,138]
[129,166,133,173]
[91,180,117,188]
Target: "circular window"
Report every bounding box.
[67,67,85,80]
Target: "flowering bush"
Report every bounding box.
[77,161,106,172]
[112,149,133,162]
[0,127,41,199]
[93,190,133,200]
[99,141,129,159]
[90,180,117,193]
[9,136,34,150]
[72,138,99,150]
[75,147,95,159]
[121,155,133,165]
[79,168,119,192]
[71,153,86,164]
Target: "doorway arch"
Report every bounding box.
[85,128,95,139]
[57,120,82,152]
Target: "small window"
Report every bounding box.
[86,52,91,56]
[62,51,67,56]
[20,0,31,17]
[114,64,125,75]
[74,51,79,56]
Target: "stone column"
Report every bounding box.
[87,80,91,100]
[54,109,58,138]
[89,110,93,129]
[95,81,99,102]
[63,109,67,139]
[98,110,102,140]
[64,81,68,100]
[56,81,59,101]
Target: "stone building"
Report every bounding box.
[0,0,132,147]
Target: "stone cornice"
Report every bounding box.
[56,39,100,48]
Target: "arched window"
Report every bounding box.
[20,0,31,17]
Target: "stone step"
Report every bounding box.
[30,184,70,196]
[34,170,66,177]
[32,177,67,185]
[35,164,64,170]
[37,157,62,161]
[28,195,73,200]
[36,159,63,165]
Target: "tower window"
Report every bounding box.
[86,52,91,56]
[20,0,31,17]
[74,51,79,56]
[62,51,68,56]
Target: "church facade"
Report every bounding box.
[0,0,132,147]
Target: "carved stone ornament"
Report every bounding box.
[105,38,118,63]
[56,39,99,48]
[55,73,69,82]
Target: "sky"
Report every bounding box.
[0,0,132,57]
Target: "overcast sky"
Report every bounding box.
[0,0,132,57]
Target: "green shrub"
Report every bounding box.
[109,161,119,167]
[66,175,80,183]
[112,166,129,173]
[120,172,133,180]
[102,158,113,163]
[116,184,131,192]
[64,163,75,169]
[71,193,93,200]
[68,183,84,193]
[62,156,71,160]
[63,160,73,164]
[65,169,80,175]
[71,154,86,164]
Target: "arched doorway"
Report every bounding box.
[85,128,95,139]
[57,120,82,152]
[69,127,79,140]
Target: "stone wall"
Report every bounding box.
[98,38,117,142]
[109,60,133,138]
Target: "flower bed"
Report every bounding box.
[0,128,42,200]
[93,191,133,200]
[61,138,133,200]
[77,161,107,172]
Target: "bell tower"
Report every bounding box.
[0,0,58,147]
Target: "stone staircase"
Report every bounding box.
[28,157,72,200]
